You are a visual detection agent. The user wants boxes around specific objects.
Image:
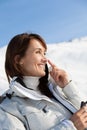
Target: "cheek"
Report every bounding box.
[21,54,42,75]
[22,63,34,76]
[23,59,34,70]
[22,57,37,73]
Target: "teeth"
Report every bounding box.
[48,66,52,72]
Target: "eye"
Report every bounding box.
[44,52,46,55]
[36,50,41,54]
[35,49,46,56]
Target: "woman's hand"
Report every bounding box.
[70,106,87,130]
[48,60,70,88]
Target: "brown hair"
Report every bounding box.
[5,33,47,82]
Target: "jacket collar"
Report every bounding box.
[6,77,53,103]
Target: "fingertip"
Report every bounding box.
[48,59,53,65]
[48,66,52,72]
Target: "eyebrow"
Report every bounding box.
[33,48,46,52]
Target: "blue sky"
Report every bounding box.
[0,0,87,47]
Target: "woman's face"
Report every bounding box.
[19,39,47,77]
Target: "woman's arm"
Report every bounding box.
[62,81,82,109]
[48,60,85,108]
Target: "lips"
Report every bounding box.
[39,64,45,70]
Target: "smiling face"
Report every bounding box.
[19,39,48,77]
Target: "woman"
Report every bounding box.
[0,33,87,130]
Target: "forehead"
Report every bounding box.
[29,39,46,51]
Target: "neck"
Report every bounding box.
[23,76,40,91]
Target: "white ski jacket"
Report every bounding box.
[0,77,83,130]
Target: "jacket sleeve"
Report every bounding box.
[0,107,26,130]
[50,75,85,109]
[62,81,85,109]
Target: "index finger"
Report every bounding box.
[77,106,87,115]
[48,59,56,68]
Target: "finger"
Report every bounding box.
[48,59,56,68]
[82,106,87,113]
[77,106,87,115]
[48,60,57,72]
[48,60,60,73]
[50,70,59,80]
[81,112,87,119]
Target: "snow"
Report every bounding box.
[0,37,87,99]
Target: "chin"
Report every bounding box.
[40,71,46,77]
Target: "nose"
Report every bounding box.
[42,55,48,63]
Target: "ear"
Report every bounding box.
[14,55,23,65]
